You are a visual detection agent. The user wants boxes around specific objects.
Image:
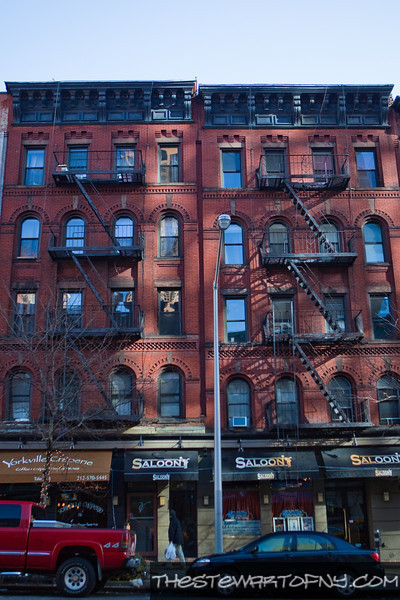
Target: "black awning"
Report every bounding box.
[321,447,400,478]
[222,450,319,481]
[124,451,198,481]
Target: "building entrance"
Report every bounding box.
[325,481,369,547]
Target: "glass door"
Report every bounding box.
[325,482,369,547]
[127,493,156,556]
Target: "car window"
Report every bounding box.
[296,534,336,552]
[257,534,293,552]
[0,504,21,527]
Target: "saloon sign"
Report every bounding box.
[124,451,198,481]
[222,451,319,481]
[321,447,400,478]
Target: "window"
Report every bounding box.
[8,371,31,421]
[295,533,335,552]
[18,217,40,258]
[271,297,293,335]
[328,376,353,422]
[263,149,286,176]
[224,223,244,265]
[115,216,134,247]
[221,150,242,188]
[0,505,22,527]
[68,147,88,172]
[268,223,290,254]
[61,291,83,329]
[319,222,340,253]
[65,217,85,253]
[112,290,134,328]
[355,149,379,187]
[377,375,400,424]
[324,295,346,333]
[225,298,247,343]
[159,370,182,417]
[363,222,385,263]
[276,378,298,425]
[227,379,251,428]
[14,292,36,335]
[159,145,180,183]
[56,369,80,418]
[116,147,136,171]
[109,368,134,416]
[312,149,335,178]
[159,216,180,257]
[24,148,45,185]
[370,295,394,339]
[158,290,181,335]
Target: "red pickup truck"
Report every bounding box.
[0,500,136,596]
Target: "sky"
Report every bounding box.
[0,0,399,97]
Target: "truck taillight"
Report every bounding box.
[370,552,380,562]
[121,531,134,553]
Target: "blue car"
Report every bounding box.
[188,531,383,598]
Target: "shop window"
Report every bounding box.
[377,375,400,424]
[369,294,394,339]
[159,370,182,418]
[65,217,85,254]
[225,297,247,343]
[115,216,134,247]
[159,215,180,257]
[56,486,108,528]
[224,223,244,265]
[276,377,298,426]
[56,369,81,418]
[363,221,385,263]
[24,148,45,185]
[268,223,290,255]
[111,290,134,328]
[18,217,40,258]
[312,149,335,178]
[109,368,135,416]
[355,149,380,187]
[271,297,294,335]
[13,291,36,335]
[222,488,261,537]
[221,150,242,188]
[271,483,314,532]
[7,371,31,421]
[68,147,88,172]
[227,379,251,428]
[328,376,354,422]
[61,291,83,329]
[159,145,180,183]
[158,289,181,335]
[319,222,340,253]
[324,295,346,333]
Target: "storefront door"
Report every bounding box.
[169,482,197,558]
[326,481,369,547]
[127,493,156,557]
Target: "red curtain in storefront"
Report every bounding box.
[271,487,313,518]
[223,489,260,521]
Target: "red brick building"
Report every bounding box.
[1,80,400,562]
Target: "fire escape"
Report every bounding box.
[258,153,365,426]
[49,151,146,421]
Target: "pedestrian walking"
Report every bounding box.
[168,509,185,563]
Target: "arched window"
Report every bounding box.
[56,369,80,418]
[159,216,179,257]
[227,378,251,428]
[8,371,31,421]
[65,217,85,253]
[276,377,298,425]
[109,368,135,416]
[115,216,134,247]
[18,217,40,258]
[328,376,353,422]
[363,222,385,263]
[224,223,244,265]
[377,375,400,424]
[319,222,340,253]
[268,223,289,255]
[159,370,182,417]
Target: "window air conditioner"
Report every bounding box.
[232,416,248,428]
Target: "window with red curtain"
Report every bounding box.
[222,488,261,536]
[271,485,314,518]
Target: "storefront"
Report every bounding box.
[124,450,198,559]
[0,450,112,528]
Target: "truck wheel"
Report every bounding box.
[56,557,96,597]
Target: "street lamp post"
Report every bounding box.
[213,213,231,554]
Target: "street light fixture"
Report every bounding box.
[213,213,231,554]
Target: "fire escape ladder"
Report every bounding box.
[282,181,337,254]
[292,340,348,423]
[70,253,119,328]
[72,175,121,249]
[284,258,341,333]
[67,334,114,411]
